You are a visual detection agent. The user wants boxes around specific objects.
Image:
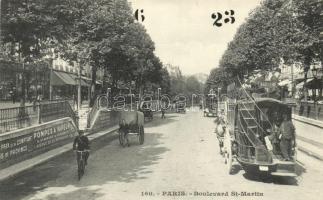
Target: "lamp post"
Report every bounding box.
[106,87,111,109]
[77,61,82,111]
[48,48,55,101]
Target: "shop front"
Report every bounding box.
[50,70,90,103]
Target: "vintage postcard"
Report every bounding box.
[0,0,322,199]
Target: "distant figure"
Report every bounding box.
[119,119,130,146]
[9,90,15,104]
[161,108,166,119]
[37,95,42,104]
[279,114,296,161]
[33,97,37,112]
[73,94,78,109]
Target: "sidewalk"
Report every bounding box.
[292,114,323,161]
[0,125,119,182]
[293,114,323,128]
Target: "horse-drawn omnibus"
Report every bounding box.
[223,98,298,177]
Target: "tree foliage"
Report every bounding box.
[205,0,322,93]
[1,0,171,105]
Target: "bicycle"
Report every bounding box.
[75,150,90,180]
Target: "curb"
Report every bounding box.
[292,114,323,129]
[0,126,118,182]
[292,115,323,161]
[297,145,323,162]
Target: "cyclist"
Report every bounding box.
[73,130,90,165]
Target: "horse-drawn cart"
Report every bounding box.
[118,111,145,147]
[139,102,153,121]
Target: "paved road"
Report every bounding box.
[1,110,323,200]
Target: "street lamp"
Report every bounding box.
[311,65,321,120]
[106,87,111,108]
[48,48,55,101]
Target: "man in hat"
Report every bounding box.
[73,130,90,165]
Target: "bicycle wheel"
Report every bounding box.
[78,159,84,180]
[139,125,144,145]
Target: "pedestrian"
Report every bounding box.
[161,108,166,119]
[33,96,37,112]
[279,113,296,161]
[37,94,42,104]
[9,90,15,104]
[73,94,77,109]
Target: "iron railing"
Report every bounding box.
[0,101,77,134]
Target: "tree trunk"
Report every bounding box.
[89,65,97,107]
[20,64,26,107]
[303,56,311,101]
[19,55,26,107]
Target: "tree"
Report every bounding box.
[2,0,168,107]
[1,0,83,106]
[208,0,322,94]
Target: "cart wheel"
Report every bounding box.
[119,131,126,147]
[139,126,144,145]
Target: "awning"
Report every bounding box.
[296,78,315,89]
[305,78,323,89]
[51,71,89,86]
[278,79,291,86]
[51,71,76,86]
[70,74,89,86]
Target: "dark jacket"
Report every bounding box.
[73,135,90,151]
[279,120,295,140]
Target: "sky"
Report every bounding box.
[130,0,262,75]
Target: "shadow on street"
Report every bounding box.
[0,126,169,200]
